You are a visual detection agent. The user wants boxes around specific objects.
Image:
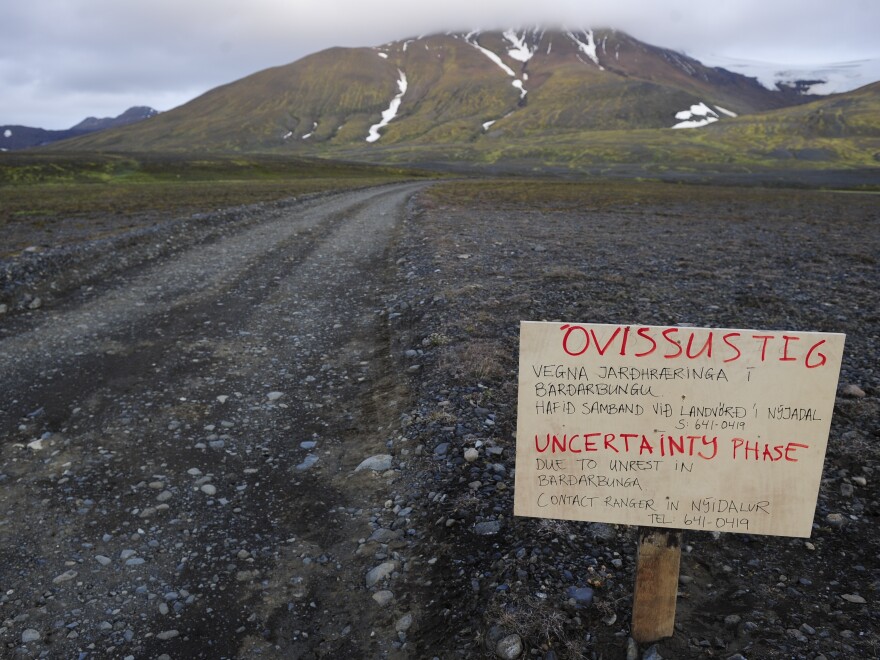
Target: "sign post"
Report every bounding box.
[514,322,845,641]
[631,528,682,642]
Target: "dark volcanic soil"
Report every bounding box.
[0,180,878,659]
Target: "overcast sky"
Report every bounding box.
[2,0,878,129]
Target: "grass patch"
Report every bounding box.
[0,151,434,228]
[439,339,513,382]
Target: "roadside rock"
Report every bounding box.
[496,633,523,659]
[355,454,393,472]
[365,561,398,588]
[475,520,502,535]
[841,383,866,398]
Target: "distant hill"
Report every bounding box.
[1,106,158,151]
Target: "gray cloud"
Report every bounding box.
[1,0,878,129]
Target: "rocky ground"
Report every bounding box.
[0,180,877,659]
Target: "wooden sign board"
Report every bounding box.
[514,322,845,538]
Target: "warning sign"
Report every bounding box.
[513,322,845,537]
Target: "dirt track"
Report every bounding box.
[0,183,428,658]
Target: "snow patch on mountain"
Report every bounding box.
[567,30,603,69]
[503,30,535,63]
[366,70,407,143]
[672,102,719,129]
[465,33,516,77]
[302,122,318,140]
[3,129,11,138]
[482,110,515,132]
[465,32,530,99]
[377,52,388,59]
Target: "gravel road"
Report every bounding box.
[0,183,429,658]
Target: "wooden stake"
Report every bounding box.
[631,527,683,643]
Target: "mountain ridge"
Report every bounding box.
[1,106,158,151]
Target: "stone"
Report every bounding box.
[369,528,403,543]
[464,448,479,463]
[395,612,413,632]
[496,633,523,659]
[625,638,638,660]
[267,391,284,401]
[21,628,41,643]
[201,484,217,496]
[156,629,179,640]
[52,570,78,584]
[434,443,450,456]
[95,555,112,566]
[475,520,501,535]
[365,561,397,587]
[566,586,594,606]
[296,454,319,471]
[841,383,866,398]
[825,513,846,527]
[588,523,617,541]
[372,590,394,606]
[841,594,867,604]
[0,304,7,315]
[354,455,393,472]
[642,645,663,660]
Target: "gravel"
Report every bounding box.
[0,181,876,659]
[375,184,879,658]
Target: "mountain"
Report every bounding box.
[46,30,880,173]
[0,107,158,151]
[69,106,158,132]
